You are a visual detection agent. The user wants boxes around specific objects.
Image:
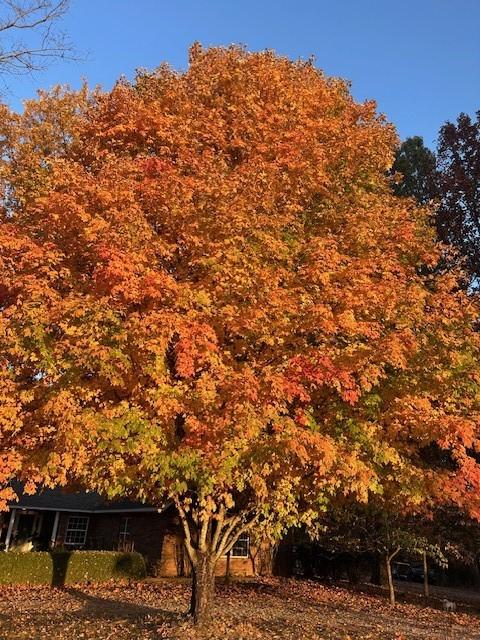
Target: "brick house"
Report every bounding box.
[0,486,273,577]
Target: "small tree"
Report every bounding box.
[318,502,445,606]
[2,46,480,625]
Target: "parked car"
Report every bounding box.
[408,563,440,584]
[392,561,411,580]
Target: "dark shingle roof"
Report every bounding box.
[8,484,165,513]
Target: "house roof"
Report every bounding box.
[8,484,167,514]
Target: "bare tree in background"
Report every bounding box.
[0,0,73,75]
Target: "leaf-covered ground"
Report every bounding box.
[0,578,479,639]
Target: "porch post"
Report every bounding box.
[4,509,16,551]
[50,511,60,548]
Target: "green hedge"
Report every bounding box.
[0,551,146,585]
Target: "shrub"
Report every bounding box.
[0,550,146,585]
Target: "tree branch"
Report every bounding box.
[211,504,226,551]
[173,496,196,564]
[0,0,78,76]
[214,514,241,560]
[215,514,259,561]
[198,512,210,553]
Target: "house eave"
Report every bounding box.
[8,505,168,514]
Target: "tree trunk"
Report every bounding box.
[423,551,429,598]
[386,554,396,606]
[249,549,257,576]
[190,552,216,626]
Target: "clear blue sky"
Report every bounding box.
[3,0,479,148]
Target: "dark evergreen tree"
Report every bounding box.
[392,136,436,204]
[435,111,480,283]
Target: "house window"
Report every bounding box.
[230,533,249,558]
[118,517,130,547]
[64,516,89,547]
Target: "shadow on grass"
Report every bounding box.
[0,586,185,634]
[63,586,183,622]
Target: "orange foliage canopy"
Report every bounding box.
[1,45,480,558]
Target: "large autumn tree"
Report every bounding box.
[2,45,480,623]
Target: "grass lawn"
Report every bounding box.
[0,578,478,639]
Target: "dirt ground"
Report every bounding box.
[0,578,479,640]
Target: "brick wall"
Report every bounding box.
[52,509,274,578]
[54,509,177,574]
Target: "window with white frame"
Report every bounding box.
[118,517,130,547]
[230,533,249,558]
[64,516,89,547]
